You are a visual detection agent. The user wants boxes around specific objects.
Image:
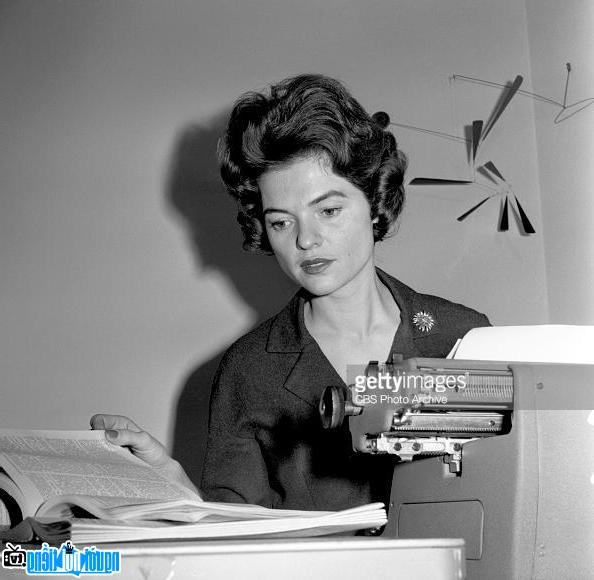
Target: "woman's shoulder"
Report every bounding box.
[378,269,490,347]
[405,289,490,359]
[217,292,303,369]
[413,289,490,331]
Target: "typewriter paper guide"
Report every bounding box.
[452,325,594,364]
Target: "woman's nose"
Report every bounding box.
[296,220,321,250]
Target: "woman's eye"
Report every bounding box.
[320,207,342,218]
[269,219,291,232]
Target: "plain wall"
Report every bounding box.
[525,0,594,324]
[2,0,584,484]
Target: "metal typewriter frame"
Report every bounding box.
[320,356,514,474]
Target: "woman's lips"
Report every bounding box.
[300,258,335,274]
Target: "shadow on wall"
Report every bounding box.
[165,113,297,487]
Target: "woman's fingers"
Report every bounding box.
[90,414,169,468]
[89,413,200,494]
[90,414,142,432]
[105,429,169,466]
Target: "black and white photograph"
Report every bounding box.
[1,1,593,578]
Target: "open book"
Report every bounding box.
[0,429,386,544]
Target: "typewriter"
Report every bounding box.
[320,354,594,580]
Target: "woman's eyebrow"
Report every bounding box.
[264,189,347,215]
[263,191,347,215]
[308,190,347,206]
[263,207,288,216]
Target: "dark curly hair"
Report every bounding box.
[218,74,407,253]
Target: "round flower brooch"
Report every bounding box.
[412,311,435,333]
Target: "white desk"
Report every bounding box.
[109,537,465,580]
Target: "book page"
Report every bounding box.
[1,503,388,544]
[90,498,338,523]
[0,471,29,527]
[69,503,387,543]
[4,503,387,544]
[0,429,199,518]
[0,498,9,528]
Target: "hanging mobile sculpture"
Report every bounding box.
[454,63,594,124]
[373,64,591,235]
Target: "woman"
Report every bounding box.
[92,74,489,511]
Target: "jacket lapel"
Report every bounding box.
[376,269,442,347]
[265,269,444,407]
[265,291,343,408]
[282,342,343,408]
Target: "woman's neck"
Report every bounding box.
[304,266,400,341]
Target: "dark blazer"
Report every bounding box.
[201,269,490,511]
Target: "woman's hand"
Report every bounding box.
[90,414,171,468]
[90,414,202,497]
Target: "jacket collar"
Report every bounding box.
[265,267,440,355]
[265,269,442,407]
[376,269,442,340]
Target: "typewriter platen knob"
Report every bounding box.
[319,385,346,429]
[319,385,364,429]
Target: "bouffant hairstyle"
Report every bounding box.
[218,74,407,253]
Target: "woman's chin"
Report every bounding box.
[298,275,341,297]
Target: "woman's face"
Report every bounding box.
[258,156,376,297]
